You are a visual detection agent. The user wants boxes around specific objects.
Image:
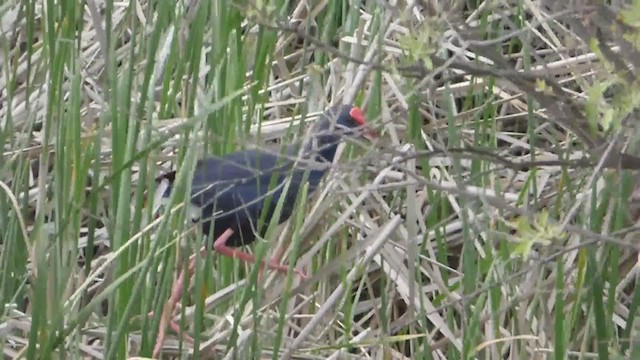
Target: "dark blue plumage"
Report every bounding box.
[188,147,326,247]
[158,104,373,248]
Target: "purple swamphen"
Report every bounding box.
[151,104,376,355]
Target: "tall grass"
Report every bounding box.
[2,0,640,359]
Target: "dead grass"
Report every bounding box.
[2,0,640,359]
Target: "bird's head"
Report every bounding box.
[327,104,377,141]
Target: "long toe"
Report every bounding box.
[267,259,309,280]
[169,320,195,344]
[294,267,309,280]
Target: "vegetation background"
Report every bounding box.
[2,0,640,358]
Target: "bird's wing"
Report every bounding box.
[189,149,294,215]
[156,146,319,223]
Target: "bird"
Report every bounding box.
[151,104,376,356]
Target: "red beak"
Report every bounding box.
[349,106,378,141]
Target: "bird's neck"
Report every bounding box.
[311,132,341,163]
[300,114,346,164]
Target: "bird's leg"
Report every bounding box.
[153,265,195,358]
[153,228,308,356]
[213,229,309,279]
[153,231,234,358]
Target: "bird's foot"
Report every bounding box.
[168,319,195,343]
[264,258,309,280]
[150,307,195,357]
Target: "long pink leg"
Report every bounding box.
[152,230,234,358]
[213,230,308,279]
[153,228,308,357]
